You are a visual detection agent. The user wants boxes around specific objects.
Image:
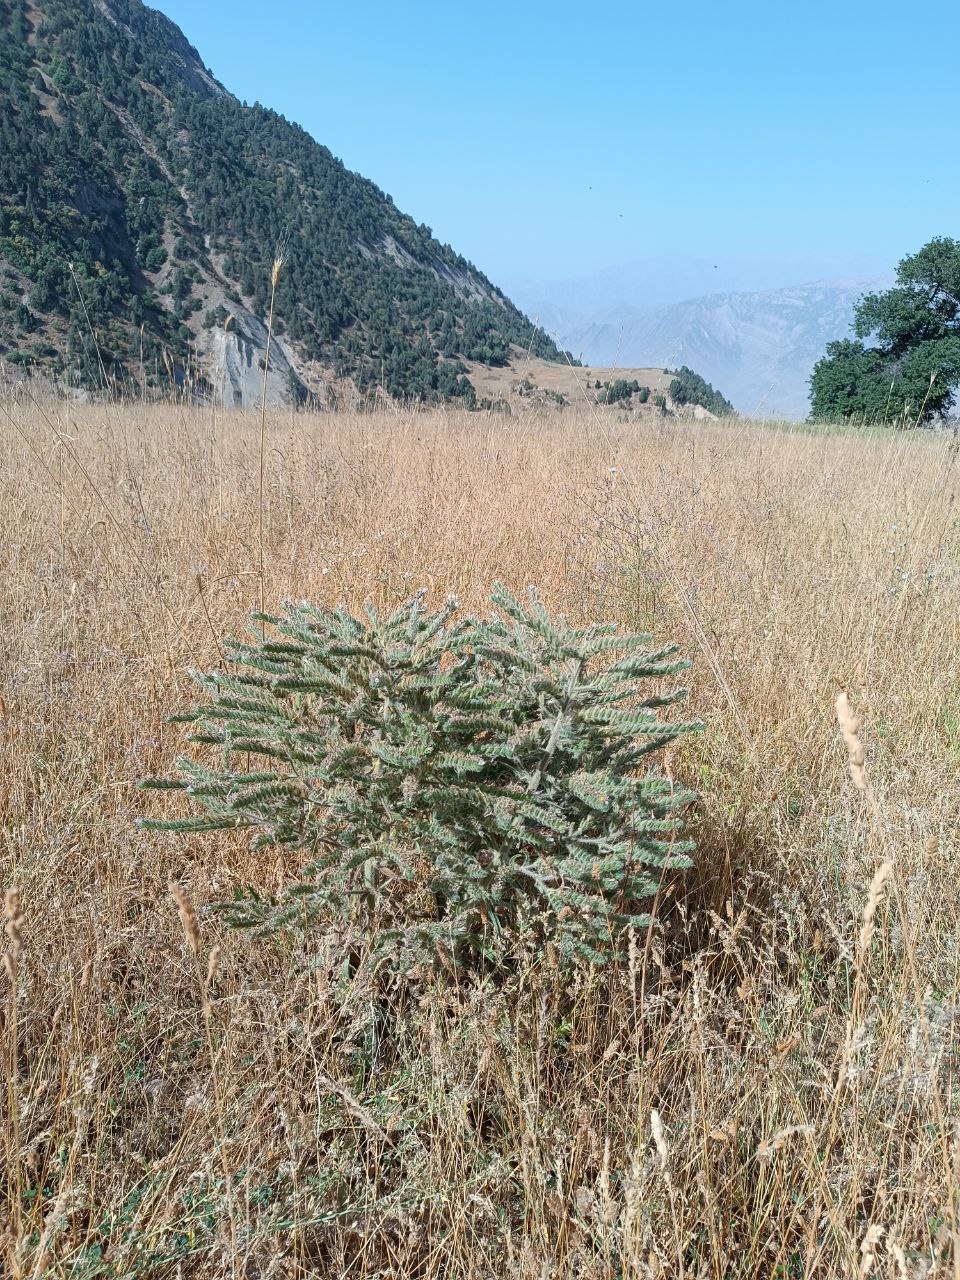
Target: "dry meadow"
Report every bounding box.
[2,394,959,1278]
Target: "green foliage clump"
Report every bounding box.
[601,378,648,405]
[141,586,700,969]
[810,237,960,424]
[668,367,736,416]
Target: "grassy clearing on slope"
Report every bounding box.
[1,396,959,1277]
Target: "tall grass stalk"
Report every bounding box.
[258,253,284,629]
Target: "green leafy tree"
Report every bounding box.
[141,586,700,969]
[810,238,960,423]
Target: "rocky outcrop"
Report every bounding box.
[197,312,305,408]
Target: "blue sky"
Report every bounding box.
[156,0,959,301]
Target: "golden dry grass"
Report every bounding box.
[465,355,674,405]
[1,393,960,1278]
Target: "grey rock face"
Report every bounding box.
[198,312,302,409]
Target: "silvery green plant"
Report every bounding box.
[141,585,700,966]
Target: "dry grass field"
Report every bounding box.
[465,354,675,405]
[2,394,960,1278]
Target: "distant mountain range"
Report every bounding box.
[0,0,566,403]
[514,278,891,419]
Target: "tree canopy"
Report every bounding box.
[809,238,960,424]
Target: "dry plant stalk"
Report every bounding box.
[169,883,236,1270]
[258,251,285,629]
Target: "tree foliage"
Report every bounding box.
[601,378,648,405]
[141,587,700,970]
[809,238,960,423]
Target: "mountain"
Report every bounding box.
[517,279,889,419]
[0,0,567,404]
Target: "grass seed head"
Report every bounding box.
[836,690,867,792]
[4,886,22,982]
[859,861,894,954]
[169,882,202,957]
[206,943,221,987]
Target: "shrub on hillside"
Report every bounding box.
[669,367,736,416]
[602,378,645,405]
[141,587,699,969]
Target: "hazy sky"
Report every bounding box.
[156,0,959,300]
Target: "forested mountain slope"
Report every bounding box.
[0,0,567,403]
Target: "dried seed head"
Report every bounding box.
[602,1037,622,1063]
[755,1124,813,1164]
[650,1109,669,1167]
[859,1223,885,1279]
[205,944,221,987]
[836,691,867,792]
[4,885,23,982]
[859,861,893,954]
[169,882,201,957]
[271,255,284,290]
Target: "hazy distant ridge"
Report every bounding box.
[519,279,889,419]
